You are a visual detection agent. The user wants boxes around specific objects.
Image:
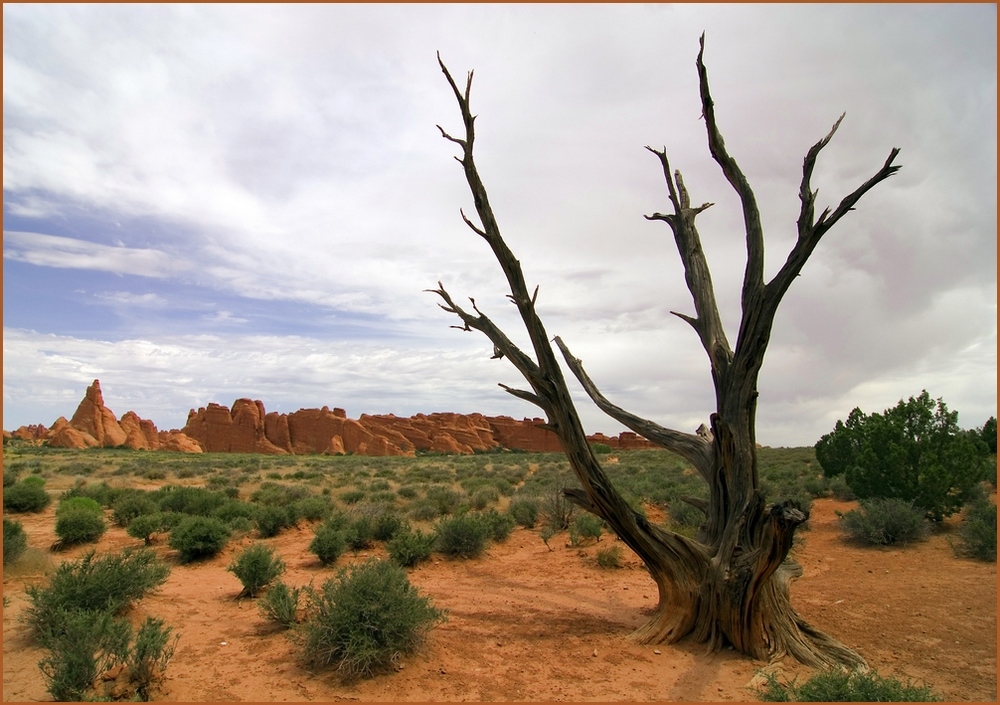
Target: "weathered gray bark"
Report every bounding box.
[431,36,900,668]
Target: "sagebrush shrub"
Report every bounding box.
[56,496,103,516]
[309,522,347,565]
[955,496,996,562]
[372,512,407,542]
[596,544,624,568]
[570,514,603,545]
[436,514,490,558]
[168,516,231,562]
[387,529,436,567]
[508,497,539,528]
[227,543,285,597]
[755,667,941,702]
[4,479,52,513]
[301,559,445,679]
[839,498,928,546]
[477,508,516,542]
[254,504,296,538]
[55,509,107,546]
[39,609,131,702]
[112,494,158,527]
[128,616,177,700]
[345,516,375,551]
[4,517,28,565]
[25,548,170,645]
[294,496,332,522]
[258,580,301,628]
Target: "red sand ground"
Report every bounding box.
[3,497,996,701]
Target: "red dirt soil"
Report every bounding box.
[3,497,996,701]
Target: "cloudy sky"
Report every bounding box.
[3,4,996,446]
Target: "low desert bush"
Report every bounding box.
[56,496,103,516]
[127,616,178,700]
[667,499,704,536]
[408,499,441,521]
[39,608,131,701]
[25,548,170,645]
[345,516,376,551]
[827,474,856,501]
[540,485,576,531]
[294,495,332,522]
[570,513,603,546]
[168,516,231,562]
[508,497,539,528]
[839,498,928,546]
[112,494,159,527]
[596,544,624,568]
[387,529,436,567]
[258,580,301,629]
[301,559,445,679]
[54,508,107,546]
[435,514,490,558]
[4,478,52,513]
[372,512,408,542]
[955,496,996,561]
[477,508,516,542]
[309,522,348,565]
[227,543,285,597]
[127,513,172,544]
[254,504,296,538]
[755,667,941,701]
[4,517,28,565]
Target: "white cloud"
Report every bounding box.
[3,231,188,278]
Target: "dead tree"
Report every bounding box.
[430,36,900,668]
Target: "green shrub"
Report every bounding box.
[301,559,445,679]
[56,496,103,516]
[408,499,440,521]
[39,609,131,701]
[341,489,366,505]
[816,391,990,520]
[4,517,28,565]
[372,512,407,542]
[127,513,173,545]
[258,580,301,628]
[596,544,624,568]
[55,509,107,546]
[294,496,332,522]
[839,498,928,546]
[127,616,177,700]
[212,499,257,526]
[426,485,462,515]
[25,548,170,645]
[4,479,52,513]
[477,508,516,542]
[570,513,603,545]
[470,486,500,510]
[827,474,856,501]
[508,497,539,528]
[168,516,231,562]
[755,667,941,701]
[112,494,158,527]
[345,515,376,551]
[387,529,436,567]
[254,504,295,538]
[436,514,490,559]
[955,497,996,561]
[154,485,227,516]
[227,543,285,598]
[309,522,347,565]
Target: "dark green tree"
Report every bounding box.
[815,391,990,520]
[979,416,997,455]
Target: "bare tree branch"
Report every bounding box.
[553,336,713,478]
[696,32,765,311]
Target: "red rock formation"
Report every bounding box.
[486,415,564,453]
[285,407,410,456]
[11,424,48,442]
[49,426,100,449]
[263,412,293,453]
[182,400,287,454]
[158,431,204,453]
[119,411,161,450]
[68,380,127,447]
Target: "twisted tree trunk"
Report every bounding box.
[431,35,899,668]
